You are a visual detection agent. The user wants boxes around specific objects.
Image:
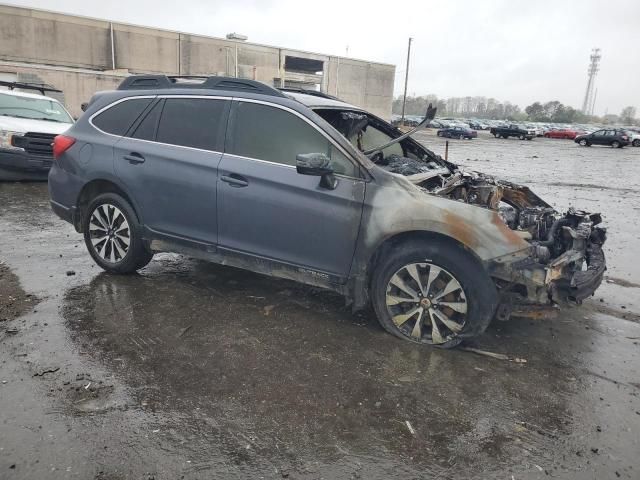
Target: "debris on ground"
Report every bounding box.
[405,421,416,435]
[33,367,60,377]
[263,305,275,316]
[177,325,192,338]
[66,270,76,276]
[460,347,527,363]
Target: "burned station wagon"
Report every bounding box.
[48,75,607,348]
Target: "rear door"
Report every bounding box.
[113,96,230,245]
[216,100,365,279]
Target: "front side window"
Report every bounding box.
[0,92,73,124]
[356,124,403,159]
[228,101,357,177]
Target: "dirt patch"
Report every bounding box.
[0,262,36,323]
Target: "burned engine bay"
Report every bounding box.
[317,109,607,304]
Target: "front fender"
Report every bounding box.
[360,174,531,264]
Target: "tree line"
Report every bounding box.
[392,94,638,125]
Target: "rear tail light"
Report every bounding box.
[52,135,75,159]
[622,135,629,140]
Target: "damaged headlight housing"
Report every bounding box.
[0,129,25,151]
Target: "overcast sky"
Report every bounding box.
[8,0,640,115]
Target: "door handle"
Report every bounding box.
[123,152,145,164]
[220,174,249,187]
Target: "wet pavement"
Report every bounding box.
[1,133,639,479]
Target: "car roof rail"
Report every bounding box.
[278,87,340,101]
[117,75,286,97]
[0,80,62,95]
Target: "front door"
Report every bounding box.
[217,100,365,279]
[590,129,606,145]
[114,97,230,245]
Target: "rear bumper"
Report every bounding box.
[0,149,52,181]
[50,199,77,225]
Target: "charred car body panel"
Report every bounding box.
[296,93,606,314]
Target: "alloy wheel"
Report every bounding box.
[88,204,131,263]
[385,262,467,344]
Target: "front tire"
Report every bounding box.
[579,139,588,146]
[371,241,498,348]
[633,139,640,147]
[83,193,153,273]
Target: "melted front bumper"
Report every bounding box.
[489,221,607,307]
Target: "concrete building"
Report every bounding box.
[0,5,395,118]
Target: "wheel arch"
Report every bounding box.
[365,230,484,292]
[75,179,141,232]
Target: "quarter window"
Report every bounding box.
[93,98,153,136]
[155,98,227,151]
[229,101,357,177]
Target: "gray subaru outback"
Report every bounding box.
[48,75,606,348]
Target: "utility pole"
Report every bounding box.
[581,48,601,114]
[590,87,598,116]
[400,37,413,125]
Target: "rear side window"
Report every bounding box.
[155,98,227,151]
[92,98,153,136]
[228,101,357,177]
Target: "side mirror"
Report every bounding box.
[296,153,337,190]
[80,102,88,112]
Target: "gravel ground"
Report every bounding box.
[0,132,639,479]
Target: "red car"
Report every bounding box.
[544,128,580,139]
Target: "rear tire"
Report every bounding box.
[371,240,498,348]
[612,141,621,148]
[519,134,525,140]
[83,193,153,274]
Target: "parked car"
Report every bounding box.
[489,124,533,140]
[437,126,477,139]
[0,81,74,181]
[544,128,580,140]
[623,129,640,147]
[574,129,630,148]
[48,74,607,348]
[526,125,544,137]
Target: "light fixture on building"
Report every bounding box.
[226,33,248,41]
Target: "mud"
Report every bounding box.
[0,263,36,324]
[1,134,640,479]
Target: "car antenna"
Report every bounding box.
[363,104,437,156]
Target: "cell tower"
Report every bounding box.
[581,48,601,115]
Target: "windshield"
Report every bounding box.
[0,93,73,123]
